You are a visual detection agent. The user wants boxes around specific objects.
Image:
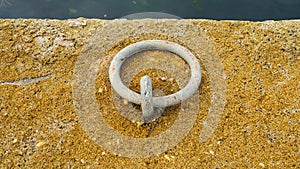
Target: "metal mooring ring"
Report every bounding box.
[109,40,202,115]
[73,20,226,157]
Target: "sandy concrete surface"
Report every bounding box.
[0,18,299,168]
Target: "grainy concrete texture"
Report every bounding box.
[0,18,299,168]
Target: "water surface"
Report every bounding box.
[0,0,299,20]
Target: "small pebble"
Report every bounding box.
[123,99,128,105]
[98,88,103,93]
[36,141,46,147]
[164,154,175,161]
[2,112,8,116]
[69,20,87,27]
[168,78,175,82]
[17,150,23,156]
[136,122,143,128]
[259,163,265,168]
[160,77,167,81]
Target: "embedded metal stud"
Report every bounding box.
[140,75,155,122]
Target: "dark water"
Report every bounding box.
[0,0,299,20]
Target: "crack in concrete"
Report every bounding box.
[0,72,51,85]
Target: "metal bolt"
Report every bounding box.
[140,76,154,122]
